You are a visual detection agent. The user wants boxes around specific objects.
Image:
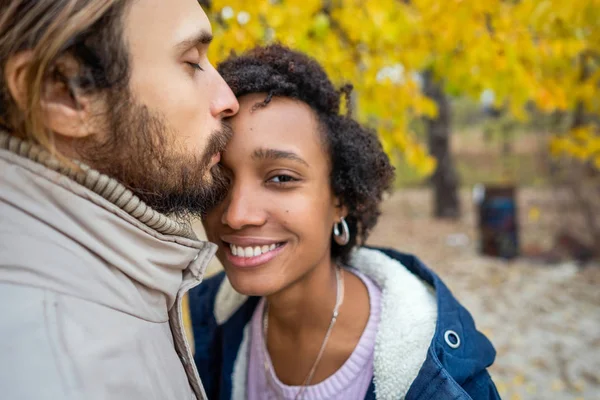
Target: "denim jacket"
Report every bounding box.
[189,247,501,399]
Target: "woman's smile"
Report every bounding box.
[221,236,287,268]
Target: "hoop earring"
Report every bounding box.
[333,216,350,246]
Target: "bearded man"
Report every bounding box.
[0,0,238,398]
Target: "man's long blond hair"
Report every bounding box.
[0,0,128,156]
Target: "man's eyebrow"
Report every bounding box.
[252,148,309,167]
[175,30,213,52]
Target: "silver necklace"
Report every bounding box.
[262,266,345,400]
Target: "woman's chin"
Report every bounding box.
[225,272,279,297]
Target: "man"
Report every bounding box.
[0,0,238,398]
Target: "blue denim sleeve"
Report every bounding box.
[462,370,502,399]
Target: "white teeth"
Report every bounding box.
[229,243,281,258]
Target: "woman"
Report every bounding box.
[189,44,500,400]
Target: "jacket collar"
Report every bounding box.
[218,248,438,399]
[0,130,196,239]
[213,247,496,399]
[374,247,497,389]
[0,131,216,321]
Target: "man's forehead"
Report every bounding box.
[126,0,211,45]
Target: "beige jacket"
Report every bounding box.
[0,132,215,399]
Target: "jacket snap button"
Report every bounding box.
[444,330,461,349]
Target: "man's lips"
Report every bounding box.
[210,152,221,166]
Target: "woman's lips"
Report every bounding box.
[224,242,286,268]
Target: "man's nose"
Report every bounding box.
[211,72,239,118]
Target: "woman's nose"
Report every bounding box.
[220,185,267,230]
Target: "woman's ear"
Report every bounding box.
[333,197,349,221]
[5,51,95,139]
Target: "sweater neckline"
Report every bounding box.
[253,268,381,399]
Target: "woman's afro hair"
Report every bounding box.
[218,44,395,263]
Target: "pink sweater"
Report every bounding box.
[247,268,382,400]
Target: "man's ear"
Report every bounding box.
[5,51,94,138]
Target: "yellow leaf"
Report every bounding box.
[551,379,565,392]
[512,374,526,386]
[207,0,600,180]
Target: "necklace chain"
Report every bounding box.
[262,266,345,400]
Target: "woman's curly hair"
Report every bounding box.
[218,44,395,263]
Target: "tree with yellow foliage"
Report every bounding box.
[202,0,599,218]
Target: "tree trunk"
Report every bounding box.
[551,53,600,260]
[423,70,461,219]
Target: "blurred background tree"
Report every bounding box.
[202,0,599,226]
[185,5,600,397]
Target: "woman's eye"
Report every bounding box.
[269,175,297,184]
[186,62,204,71]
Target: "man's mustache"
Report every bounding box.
[205,120,234,162]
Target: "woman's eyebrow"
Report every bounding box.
[252,148,309,167]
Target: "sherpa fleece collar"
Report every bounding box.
[213,248,438,400]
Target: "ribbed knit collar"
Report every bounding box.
[0,130,196,240]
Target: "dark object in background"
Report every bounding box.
[474,185,520,259]
[545,231,595,265]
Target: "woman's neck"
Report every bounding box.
[261,256,371,386]
[265,257,339,338]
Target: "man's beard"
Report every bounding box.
[76,91,232,218]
